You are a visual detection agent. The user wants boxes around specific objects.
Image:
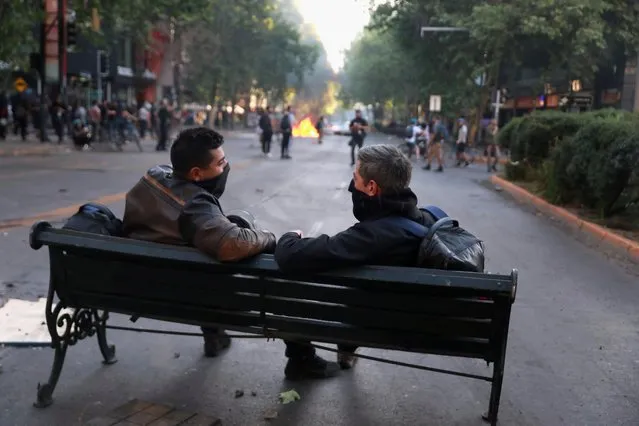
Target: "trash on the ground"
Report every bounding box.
[494,185,503,192]
[234,389,244,398]
[251,391,257,397]
[263,409,278,420]
[59,188,67,193]
[255,188,264,193]
[173,352,180,359]
[278,389,301,404]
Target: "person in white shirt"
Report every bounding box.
[138,102,151,139]
[455,118,469,167]
[406,118,423,159]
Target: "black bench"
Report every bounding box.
[29,221,518,425]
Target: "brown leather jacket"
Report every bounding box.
[123,165,276,262]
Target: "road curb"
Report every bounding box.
[491,175,639,264]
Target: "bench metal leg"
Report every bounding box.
[96,312,117,365]
[482,358,505,426]
[34,340,68,408]
[34,301,116,408]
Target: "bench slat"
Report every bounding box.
[35,227,514,297]
[62,259,493,339]
[263,297,493,339]
[266,316,493,360]
[261,279,496,318]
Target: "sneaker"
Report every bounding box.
[422,164,431,170]
[284,355,340,380]
[436,166,444,172]
[337,351,358,370]
[203,330,231,357]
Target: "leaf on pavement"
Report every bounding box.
[278,389,301,404]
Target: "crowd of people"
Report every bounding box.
[403,116,501,173]
[0,91,186,152]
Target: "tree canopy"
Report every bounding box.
[1,0,328,111]
[341,0,639,123]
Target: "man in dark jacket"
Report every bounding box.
[274,144,436,369]
[258,106,273,156]
[123,127,338,379]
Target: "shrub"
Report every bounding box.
[567,118,639,217]
[501,111,584,166]
[497,117,523,150]
[542,136,577,204]
[504,161,529,181]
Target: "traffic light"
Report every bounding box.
[67,21,77,46]
[99,51,109,75]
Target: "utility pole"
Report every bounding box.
[96,50,102,102]
[57,0,67,105]
[39,13,49,142]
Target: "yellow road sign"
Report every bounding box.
[14,77,27,92]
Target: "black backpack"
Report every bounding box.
[280,114,291,133]
[379,206,485,272]
[62,203,123,236]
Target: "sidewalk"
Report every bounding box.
[0,133,69,157]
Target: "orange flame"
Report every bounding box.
[292,117,319,138]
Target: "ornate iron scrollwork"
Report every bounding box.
[47,304,110,347]
[34,282,117,408]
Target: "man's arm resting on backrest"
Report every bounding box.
[179,194,276,262]
[274,224,382,272]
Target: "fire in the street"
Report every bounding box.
[292,117,319,138]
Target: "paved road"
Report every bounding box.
[0,132,638,426]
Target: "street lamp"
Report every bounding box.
[420,26,468,37]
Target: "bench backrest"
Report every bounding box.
[30,222,517,362]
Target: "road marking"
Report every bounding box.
[0,159,258,231]
[0,192,128,231]
[308,221,323,237]
[0,297,72,346]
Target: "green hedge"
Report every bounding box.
[499,110,639,218]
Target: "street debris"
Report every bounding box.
[173,352,180,359]
[278,389,300,404]
[234,389,244,398]
[263,409,278,420]
[251,391,257,397]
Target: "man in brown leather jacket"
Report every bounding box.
[123,127,339,380]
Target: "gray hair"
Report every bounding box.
[357,144,412,193]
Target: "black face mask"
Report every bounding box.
[348,179,380,221]
[196,163,230,198]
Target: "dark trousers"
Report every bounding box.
[262,131,272,154]
[14,117,27,140]
[139,120,148,139]
[281,132,291,157]
[157,122,169,150]
[53,121,64,142]
[337,343,357,353]
[350,138,364,165]
[284,340,315,359]
[202,329,317,360]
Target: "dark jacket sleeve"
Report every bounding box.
[274,224,384,272]
[179,193,276,262]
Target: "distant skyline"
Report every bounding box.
[296,0,375,72]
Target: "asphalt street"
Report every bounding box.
[0,132,638,426]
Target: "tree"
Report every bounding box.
[343,0,639,128]
[0,0,42,68]
[181,0,319,112]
